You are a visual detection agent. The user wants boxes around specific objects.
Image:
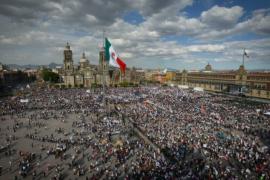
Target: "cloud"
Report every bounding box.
[86,14,98,24]
[198,8,270,39]
[186,44,225,52]
[201,5,244,30]
[0,0,193,27]
[119,52,133,58]
[0,31,56,45]
[251,9,270,35]
[0,0,64,22]
[0,1,269,70]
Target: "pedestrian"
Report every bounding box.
[9,160,12,171]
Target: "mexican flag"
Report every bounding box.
[105,38,126,74]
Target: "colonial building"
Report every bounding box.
[130,68,145,84]
[61,43,138,87]
[172,63,270,99]
[61,42,103,87]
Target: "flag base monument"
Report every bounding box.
[100,37,127,113]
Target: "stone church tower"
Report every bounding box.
[63,42,75,86]
[98,48,110,86]
[63,42,73,73]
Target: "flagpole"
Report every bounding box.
[242,48,245,66]
[119,70,122,83]
[102,29,106,110]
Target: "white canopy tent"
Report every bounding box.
[178,85,189,89]
[20,99,29,103]
[194,87,204,92]
[263,112,270,116]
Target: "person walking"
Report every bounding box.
[9,160,12,171]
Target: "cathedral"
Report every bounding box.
[61,42,118,87]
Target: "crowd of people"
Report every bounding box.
[115,87,270,179]
[0,85,269,179]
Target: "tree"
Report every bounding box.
[41,69,60,83]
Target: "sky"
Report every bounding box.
[0,0,270,70]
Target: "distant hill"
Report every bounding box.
[5,62,62,70]
[48,63,62,69]
[7,64,39,70]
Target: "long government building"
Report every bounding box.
[164,63,270,99]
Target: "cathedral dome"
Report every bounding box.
[205,62,212,71]
[80,52,88,63]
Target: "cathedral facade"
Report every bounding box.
[60,42,144,88]
[61,43,113,87]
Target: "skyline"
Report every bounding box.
[0,0,270,70]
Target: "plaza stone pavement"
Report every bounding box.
[0,86,269,179]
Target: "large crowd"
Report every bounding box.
[0,85,269,179]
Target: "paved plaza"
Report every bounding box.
[0,86,269,179]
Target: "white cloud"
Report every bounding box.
[133,0,193,17]
[86,14,98,23]
[0,1,269,69]
[251,11,270,34]
[0,31,56,45]
[201,5,243,30]
[198,8,270,39]
[119,52,133,58]
[186,44,225,52]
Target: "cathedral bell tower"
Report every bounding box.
[63,42,73,73]
[98,47,109,86]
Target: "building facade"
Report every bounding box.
[61,43,140,87]
[61,43,107,87]
[172,64,270,99]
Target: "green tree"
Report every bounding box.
[41,69,60,83]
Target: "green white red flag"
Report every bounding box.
[244,50,249,58]
[105,38,126,74]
